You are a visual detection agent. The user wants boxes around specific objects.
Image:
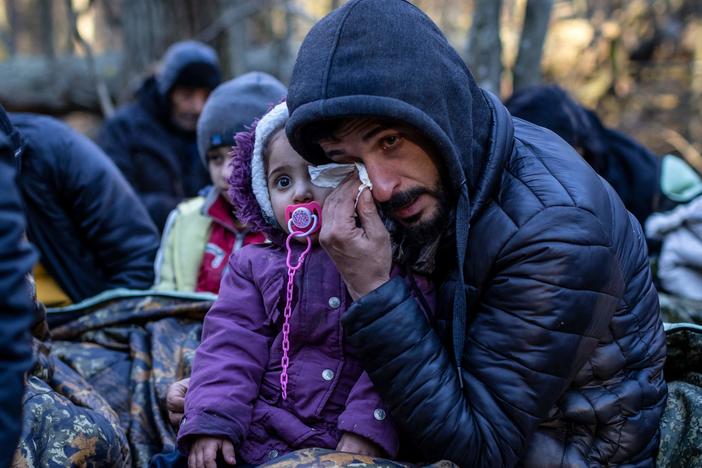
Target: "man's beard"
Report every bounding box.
[380,183,450,251]
[172,113,199,132]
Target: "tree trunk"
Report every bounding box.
[120,0,221,95]
[3,0,18,56]
[276,0,296,80]
[465,0,503,93]
[512,0,553,92]
[0,54,123,113]
[37,0,54,58]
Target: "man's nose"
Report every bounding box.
[364,159,399,203]
[192,90,209,114]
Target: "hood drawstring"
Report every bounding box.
[452,185,471,389]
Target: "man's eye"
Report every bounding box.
[276,176,292,188]
[208,155,225,165]
[381,135,400,149]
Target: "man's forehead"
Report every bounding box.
[317,117,403,145]
[334,118,387,137]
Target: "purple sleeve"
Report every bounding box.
[337,371,400,458]
[177,250,275,452]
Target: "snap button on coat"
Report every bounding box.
[322,369,334,381]
[328,296,341,308]
[373,409,386,421]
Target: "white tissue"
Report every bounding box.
[309,163,371,188]
[309,163,373,206]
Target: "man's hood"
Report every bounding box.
[197,72,286,166]
[228,103,289,244]
[156,40,221,97]
[285,0,493,201]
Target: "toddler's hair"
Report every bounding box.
[228,102,289,237]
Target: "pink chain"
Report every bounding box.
[280,232,312,400]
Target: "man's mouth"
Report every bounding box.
[394,195,423,223]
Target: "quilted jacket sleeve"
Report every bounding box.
[178,250,276,452]
[342,206,625,467]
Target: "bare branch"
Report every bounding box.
[4,0,18,56]
[197,0,269,44]
[64,0,114,117]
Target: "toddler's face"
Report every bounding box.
[266,129,332,238]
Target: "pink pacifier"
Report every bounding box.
[285,201,322,237]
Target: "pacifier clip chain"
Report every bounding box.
[279,202,320,400]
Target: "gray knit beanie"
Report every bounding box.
[197,71,287,165]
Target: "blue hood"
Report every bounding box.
[156,40,221,97]
[285,0,492,200]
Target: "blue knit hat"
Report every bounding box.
[156,40,221,97]
[197,72,287,166]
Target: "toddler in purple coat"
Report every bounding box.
[177,103,434,467]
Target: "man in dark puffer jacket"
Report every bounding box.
[3,109,160,305]
[0,127,36,468]
[285,1,667,466]
[99,40,221,230]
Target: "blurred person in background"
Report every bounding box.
[99,40,222,231]
[154,72,286,294]
[505,84,659,226]
[0,123,36,468]
[1,106,159,307]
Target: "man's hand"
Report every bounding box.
[166,377,190,427]
[336,432,383,457]
[188,437,236,468]
[320,176,392,300]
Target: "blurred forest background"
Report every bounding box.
[0,0,700,168]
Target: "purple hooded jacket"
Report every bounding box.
[177,111,435,464]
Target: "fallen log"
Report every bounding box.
[0,53,124,115]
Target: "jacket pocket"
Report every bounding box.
[250,400,318,447]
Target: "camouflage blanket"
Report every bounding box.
[13,290,213,467]
[659,293,702,324]
[657,323,702,468]
[12,290,702,467]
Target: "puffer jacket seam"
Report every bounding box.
[595,383,626,461]
[458,395,517,464]
[620,291,656,352]
[468,335,571,386]
[479,300,617,337]
[493,202,519,231]
[533,151,578,206]
[502,273,621,300]
[503,166,547,208]
[494,204,615,263]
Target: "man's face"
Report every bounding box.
[170,86,210,132]
[318,118,449,243]
[206,146,233,203]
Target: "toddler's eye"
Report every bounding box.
[207,154,225,165]
[276,175,292,189]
